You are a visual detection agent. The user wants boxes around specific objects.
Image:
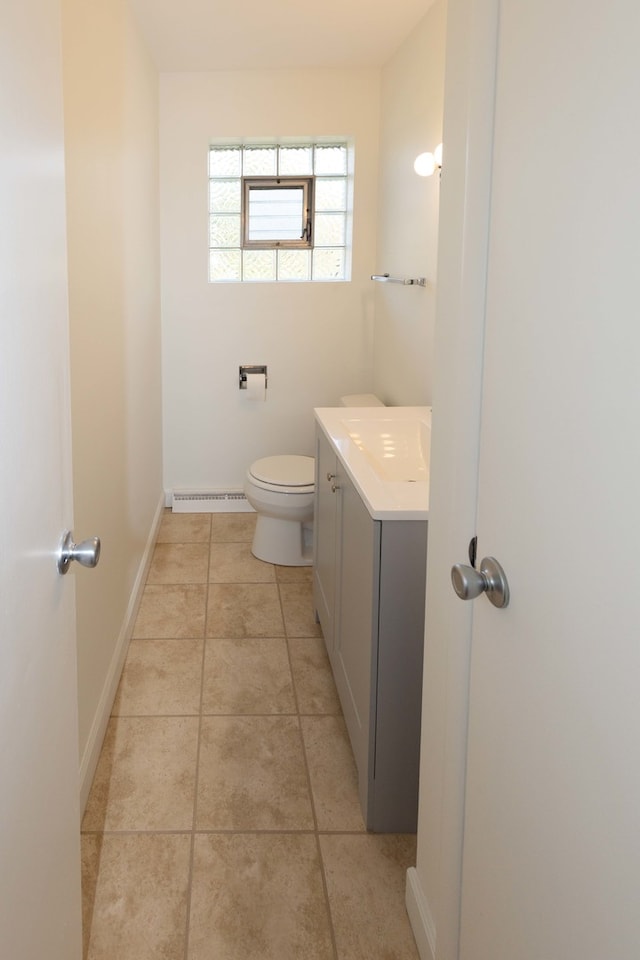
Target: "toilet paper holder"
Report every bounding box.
[239,365,268,390]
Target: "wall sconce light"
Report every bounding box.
[414,142,443,177]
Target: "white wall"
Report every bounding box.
[373,1,446,405]
[159,69,381,494]
[61,0,163,802]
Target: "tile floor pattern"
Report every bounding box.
[82,511,420,960]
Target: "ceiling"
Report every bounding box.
[129,0,436,72]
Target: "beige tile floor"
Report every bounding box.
[81,511,420,960]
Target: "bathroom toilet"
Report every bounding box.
[244,393,385,566]
[244,455,315,565]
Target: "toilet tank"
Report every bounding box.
[339,393,385,407]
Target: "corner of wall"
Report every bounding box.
[372,1,446,406]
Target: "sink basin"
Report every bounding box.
[341,418,430,482]
[314,406,432,520]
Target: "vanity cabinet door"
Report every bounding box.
[334,467,380,817]
[313,429,339,653]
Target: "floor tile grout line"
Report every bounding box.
[82,826,369,837]
[283,583,321,838]
[182,526,214,960]
[111,709,308,719]
[280,574,341,960]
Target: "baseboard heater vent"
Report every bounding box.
[171,490,254,514]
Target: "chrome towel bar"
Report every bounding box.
[371,274,426,287]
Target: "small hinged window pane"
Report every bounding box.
[243,177,313,249]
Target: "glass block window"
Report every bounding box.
[208,141,351,283]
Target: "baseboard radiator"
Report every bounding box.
[171,490,254,513]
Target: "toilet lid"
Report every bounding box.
[250,455,315,487]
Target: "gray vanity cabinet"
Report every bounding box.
[313,427,427,833]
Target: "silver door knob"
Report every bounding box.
[57,530,101,575]
[451,556,510,608]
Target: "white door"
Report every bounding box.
[0,2,82,958]
[458,0,640,957]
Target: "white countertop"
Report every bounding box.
[314,406,431,521]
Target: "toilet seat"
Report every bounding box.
[248,455,314,494]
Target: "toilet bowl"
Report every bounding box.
[244,395,384,566]
[244,455,315,566]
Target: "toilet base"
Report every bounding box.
[251,515,313,566]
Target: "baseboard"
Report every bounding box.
[406,867,437,960]
[78,491,165,812]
